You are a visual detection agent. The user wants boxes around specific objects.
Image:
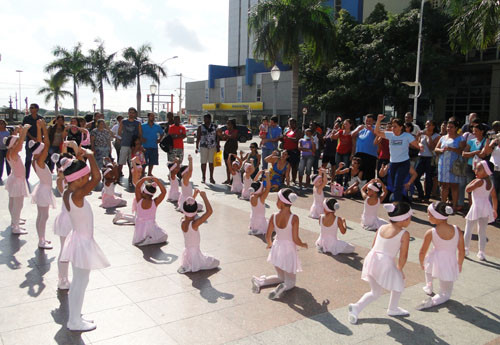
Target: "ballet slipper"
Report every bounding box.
[57,278,71,290]
[67,319,96,332]
[464,248,469,257]
[415,298,434,311]
[251,277,260,294]
[11,226,28,235]
[177,266,189,274]
[387,307,410,317]
[113,211,123,224]
[477,251,486,261]
[38,240,53,250]
[348,304,358,324]
[268,283,286,300]
[423,284,433,296]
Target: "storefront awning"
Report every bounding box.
[202,102,263,111]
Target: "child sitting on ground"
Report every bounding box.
[335,157,365,197]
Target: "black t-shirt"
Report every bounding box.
[22,114,44,141]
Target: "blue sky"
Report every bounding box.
[0,0,229,112]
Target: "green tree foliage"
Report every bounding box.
[37,75,73,115]
[89,39,116,113]
[45,43,93,116]
[301,4,460,117]
[112,44,165,116]
[248,0,335,117]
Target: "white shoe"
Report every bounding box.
[477,251,486,261]
[38,240,53,250]
[67,319,97,332]
[57,278,71,290]
[387,307,410,317]
[11,226,28,235]
[113,211,122,224]
[465,248,469,257]
[348,304,358,324]
[177,266,189,274]
[423,284,433,296]
[268,283,286,300]
[416,297,434,311]
[251,277,260,294]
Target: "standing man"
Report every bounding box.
[404,112,421,135]
[22,103,43,179]
[118,107,142,185]
[261,115,282,170]
[352,114,378,181]
[111,115,123,163]
[165,111,176,162]
[142,112,164,176]
[196,113,219,184]
[168,115,186,163]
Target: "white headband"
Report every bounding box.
[427,203,452,220]
[103,168,113,177]
[383,203,413,222]
[181,167,190,176]
[182,197,197,217]
[368,183,380,192]
[312,175,322,185]
[29,140,45,155]
[278,189,297,205]
[4,135,18,149]
[59,157,74,172]
[51,153,61,164]
[480,160,493,176]
[244,162,252,171]
[323,199,339,213]
[142,182,157,196]
[249,183,264,195]
[169,162,178,171]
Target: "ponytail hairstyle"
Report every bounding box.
[249,181,263,195]
[367,181,383,196]
[28,140,45,156]
[177,165,188,179]
[54,153,73,170]
[4,135,19,150]
[428,201,453,220]
[141,181,157,197]
[277,188,298,206]
[383,201,412,223]
[323,197,340,213]
[182,197,198,217]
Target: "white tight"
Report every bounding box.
[68,266,90,326]
[58,236,69,281]
[116,212,136,224]
[425,272,454,306]
[36,206,50,242]
[254,266,296,291]
[464,217,488,252]
[8,196,23,227]
[354,276,402,313]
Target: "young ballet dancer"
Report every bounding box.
[360,179,388,231]
[52,151,74,289]
[240,160,255,200]
[228,153,243,193]
[335,157,365,197]
[309,168,328,219]
[251,188,308,300]
[248,171,271,236]
[30,120,56,249]
[348,201,412,324]
[167,159,181,202]
[177,155,202,212]
[315,198,355,255]
[132,176,168,246]
[464,160,498,261]
[178,189,220,274]
[5,124,30,234]
[60,149,110,332]
[100,163,127,208]
[417,202,465,310]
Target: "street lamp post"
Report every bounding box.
[157,56,178,113]
[413,0,425,120]
[150,84,157,112]
[92,97,97,113]
[270,65,280,119]
[16,70,23,114]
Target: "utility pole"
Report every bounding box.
[178,73,183,116]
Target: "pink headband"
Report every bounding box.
[103,168,113,177]
[182,197,197,217]
[5,135,18,149]
[313,175,322,185]
[249,183,264,195]
[383,203,413,222]
[244,163,252,171]
[368,183,380,192]
[278,189,297,205]
[65,165,91,182]
[169,163,178,171]
[232,161,240,167]
[480,160,492,176]
[181,167,190,176]
[323,199,339,213]
[29,140,45,155]
[427,203,452,220]
[80,130,90,146]
[142,182,158,196]
[59,158,74,172]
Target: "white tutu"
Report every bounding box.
[60,230,110,270]
[465,181,495,223]
[53,206,72,237]
[132,219,168,246]
[5,175,29,198]
[31,183,56,208]
[268,239,302,274]
[424,250,459,282]
[181,247,219,272]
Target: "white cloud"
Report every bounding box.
[164,20,204,52]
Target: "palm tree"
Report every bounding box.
[89,39,116,114]
[37,75,73,115]
[112,44,165,115]
[45,43,93,116]
[248,0,334,117]
[446,0,500,54]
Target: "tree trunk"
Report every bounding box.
[73,78,78,116]
[55,95,59,116]
[136,75,141,116]
[99,82,104,114]
[291,59,299,120]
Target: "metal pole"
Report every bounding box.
[152,94,155,112]
[16,70,22,114]
[273,81,277,117]
[414,0,424,120]
[179,73,183,116]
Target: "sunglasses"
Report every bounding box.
[29,107,36,109]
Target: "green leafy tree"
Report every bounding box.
[37,75,73,115]
[112,44,165,116]
[89,38,116,113]
[248,0,334,117]
[45,43,93,116]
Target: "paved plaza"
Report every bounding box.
[0,140,500,345]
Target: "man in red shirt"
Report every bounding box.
[168,115,187,163]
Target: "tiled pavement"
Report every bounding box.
[0,142,499,345]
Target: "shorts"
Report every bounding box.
[171,148,184,164]
[118,146,131,165]
[200,147,217,164]
[322,154,336,167]
[286,149,300,168]
[224,150,236,162]
[144,148,159,166]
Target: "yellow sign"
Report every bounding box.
[202,102,263,111]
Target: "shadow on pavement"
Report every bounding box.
[330,252,364,271]
[280,287,352,335]
[138,243,178,265]
[464,256,499,271]
[358,317,449,344]
[0,227,26,270]
[20,249,54,297]
[51,290,87,345]
[187,268,234,304]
